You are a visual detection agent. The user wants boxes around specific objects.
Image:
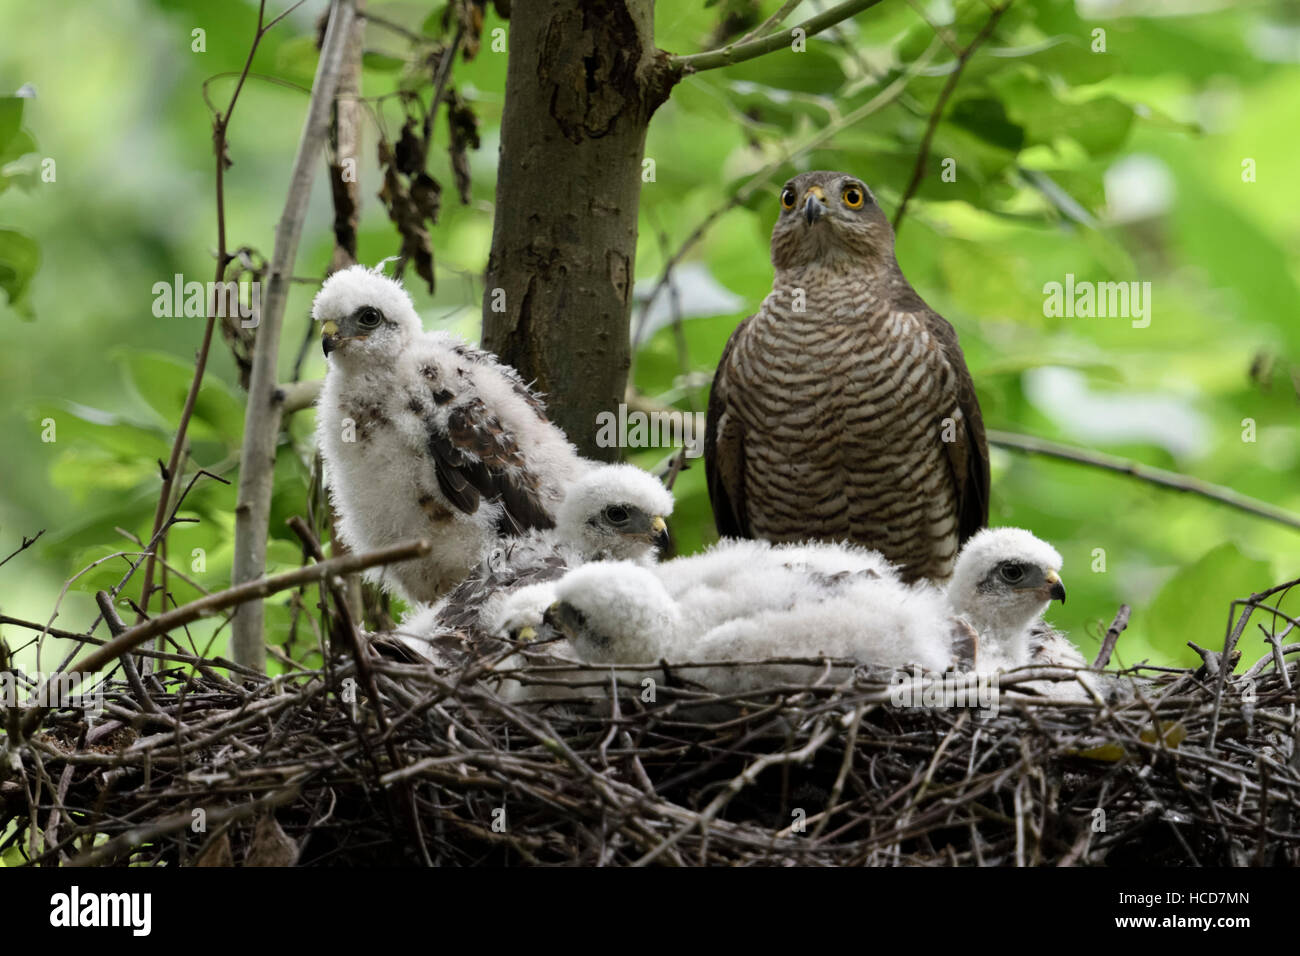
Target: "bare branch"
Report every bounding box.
[0,530,44,571]
[231,0,359,672]
[988,429,1300,534]
[736,0,803,45]
[1093,604,1131,670]
[276,378,323,415]
[63,538,430,685]
[670,0,888,74]
[136,2,280,623]
[893,2,1009,231]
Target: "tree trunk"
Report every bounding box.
[482,0,674,460]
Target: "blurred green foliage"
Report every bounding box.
[0,0,1297,677]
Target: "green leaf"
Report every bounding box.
[987,37,1113,86]
[0,126,35,165]
[275,35,320,85]
[119,351,243,445]
[1145,543,1273,670]
[36,402,170,461]
[1052,96,1134,157]
[722,45,845,95]
[362,52,406,73]
[0,228,39,315]
[420,6,450,38]
[947,97,1025,152]
[998,72,1136,157]
[0,96,23,156]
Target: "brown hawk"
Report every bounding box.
[705,170,990,582]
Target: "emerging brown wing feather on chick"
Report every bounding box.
[705,170,990,582]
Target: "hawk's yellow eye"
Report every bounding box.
[842,186,865,209]
[780,187,797,210]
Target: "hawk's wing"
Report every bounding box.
[427,394,557,536]
[704,316,753,539]
[921,309,990,545]
[438,543,568,637]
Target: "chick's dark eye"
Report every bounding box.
[843,187,864,209]
[603,506,629,524]
[998,563,1025,584]
[780,187,797,210]
[357,307,383,328]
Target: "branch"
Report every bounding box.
[669,0,888,73]
[136,1,284,623]
[1092,604,1131,670]
[58,538,430,689]
[231,0,358,672]
[276,378,323,415]
[0,530,44,570]
[893,2,1009,231]
[988,429,1300,533]
[94,590,158,714]
[735,0,803,45]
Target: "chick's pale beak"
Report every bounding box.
[320,319,339,358]
[517,625,538,643]
[650,514,670,550]
[1045,570,1066,604]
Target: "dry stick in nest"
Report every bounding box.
[285,516,433,867]
[18,538,431,739]
[1210,576,1300,749]
[93,591,157,715]
[1093,604,1131,670]
[17,658,1300,867]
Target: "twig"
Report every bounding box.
[0,530,44,571]
[736,0,803,45]
[231,0,359,672]
[893,2,1009,231]
[1093,604,1131,670]
[93,591,158,715]
[359,9,425,44]
[135,1,295,624]
[52,538,430,696]
[670,0,888,73]
[989,429,1300,533]
[276,378,323,415]
[286,515,432,867]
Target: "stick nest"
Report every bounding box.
[2,644,1298,867]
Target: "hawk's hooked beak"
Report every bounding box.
[803,185,827,225]
[1044,569,1066,604]
[320,319,340,358]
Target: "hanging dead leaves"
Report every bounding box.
[376,95,481,295]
